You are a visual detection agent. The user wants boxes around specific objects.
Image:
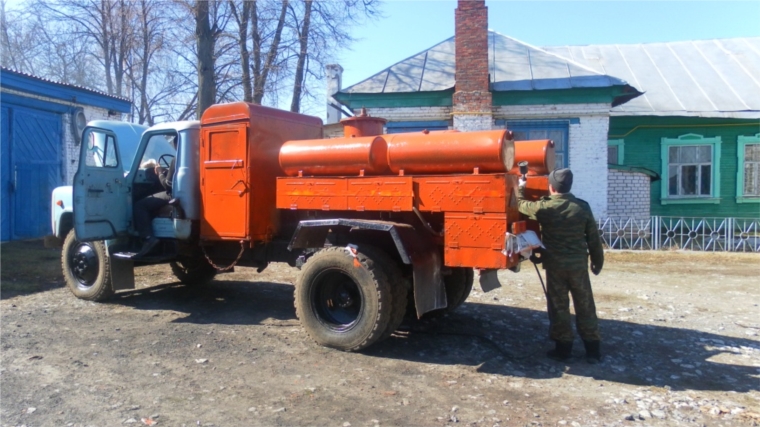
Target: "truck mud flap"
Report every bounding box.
[110,257,135,291]
[392,225,446,317]
[289,219,446,317]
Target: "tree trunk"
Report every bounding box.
[137,0,152,125]
[252,0,288,105]
[290,0,311,113]
[195,0,216,118]
[98,0,114,95]
[230,0,252,102]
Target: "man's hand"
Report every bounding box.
[518,177,527,188]
[591,264,602,276]
[155,165,166,176]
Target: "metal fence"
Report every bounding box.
[598,216,760,252]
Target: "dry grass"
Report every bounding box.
[604,249,758,266]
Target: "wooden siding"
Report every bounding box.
[609,116,760,218]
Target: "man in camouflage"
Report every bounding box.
[517,168,605,363]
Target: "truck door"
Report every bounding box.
[73,127,130,241]
[200,124,250,239]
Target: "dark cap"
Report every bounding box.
[549,168,573,193]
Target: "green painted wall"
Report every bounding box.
[609,116,760,218]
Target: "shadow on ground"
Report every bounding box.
[110,278,760,394]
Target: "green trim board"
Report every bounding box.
[660,133,722,205]
[660,197,721,205]
[609,117,758,139]
[737,133,760,204]
[492,86,626,106]
[334,90,453,109]
[608,139,624,164]
[334,86,628,110]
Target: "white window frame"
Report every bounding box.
[660,134,721,205]
[736,133,760,203]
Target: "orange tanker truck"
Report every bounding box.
[55,102,554,351]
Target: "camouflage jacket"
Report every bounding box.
[517,187,604,271]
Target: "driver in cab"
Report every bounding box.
[133,136,176,257]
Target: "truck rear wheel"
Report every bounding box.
[443,267,475,312]
[61,229,114,301]
[295,246,396,351]
[170,257,217,286]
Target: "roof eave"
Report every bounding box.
[334,88,454,110]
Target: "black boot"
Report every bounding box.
[583,340,602,364]
[546,340,573,361]
[134,236,159,258]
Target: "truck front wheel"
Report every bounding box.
[61,229,114,301]
[295,246,395,351]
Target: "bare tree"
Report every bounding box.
[229,0,252,102]
[128,0,169,125]
[4,0,383,122]
[284,0,380,113]
[24,0,136,97]
[251,0,289,105]
[194,0,216,117]
[288,0,311,113]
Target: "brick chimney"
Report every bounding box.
[453,0,492,131]
[325,64,344,124]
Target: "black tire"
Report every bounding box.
[295,246,395,351]
[61,229,114,301]
[376,254,409,342]
[443,267,475,312]
[170,257,217,286]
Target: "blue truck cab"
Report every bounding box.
[52,120,212,301]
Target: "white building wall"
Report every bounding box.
[63,105,121,184]
[453,114,493,131]
[363,106,452,123]
[495,103,610,218]
[358,103,612,218]
[567,115,609,219]
[607,169,651,220]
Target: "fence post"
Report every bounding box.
[652,216,659,250]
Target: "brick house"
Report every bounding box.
[544,40,760,221]
[328,1,759,230]
[1,67,131,241]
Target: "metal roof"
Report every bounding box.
[0,67,132,113]
[543,38,760,118]
[341,31,633,95]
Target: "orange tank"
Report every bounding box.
[279,136,389,176]
[340,108,387,137]
[385,129,515,175]
[510,139,556,176]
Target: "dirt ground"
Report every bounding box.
[1,240,759,427]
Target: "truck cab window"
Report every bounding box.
[86,132,118,168]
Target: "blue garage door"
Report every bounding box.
[1,105,63,241]
[1,107,10,241]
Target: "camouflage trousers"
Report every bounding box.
[545,268,600,342]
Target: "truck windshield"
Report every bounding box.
[139,133,177,168]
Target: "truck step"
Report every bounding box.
[113,252,175,263]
